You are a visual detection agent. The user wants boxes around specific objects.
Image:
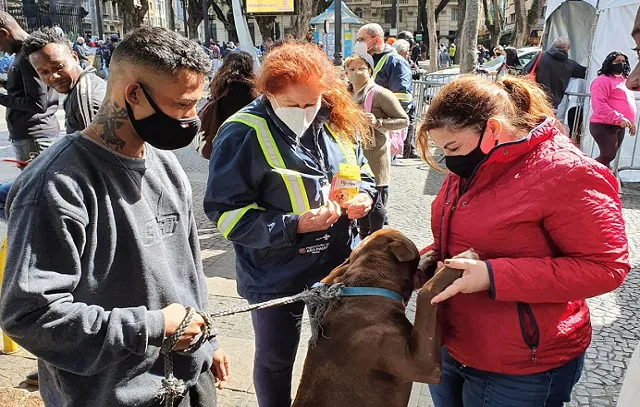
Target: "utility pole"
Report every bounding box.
[333,0,342,66]
[202,0,209,42]
[181,0,188,37]
[390,0,397,36]
[95,0,104,39]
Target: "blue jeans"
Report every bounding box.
[429,347,584,407]
[251,300,305,407]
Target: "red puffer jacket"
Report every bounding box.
[423,118,629,375]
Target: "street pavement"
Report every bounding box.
[0,121,639,406]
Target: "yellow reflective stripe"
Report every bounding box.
[394,93,413,102]
[324,124,357,166]
[372,54,391,80]
[226,113,310,214]
[361,163,374,177]
[218,203,261,238]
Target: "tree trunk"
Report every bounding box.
[168,0,176,31]
[426,0,438,72]
[211,0,234,31]
[513,0,528,47]
[256,16,275,44]
[187,0,204,39]
[482,0,502,47]
[456,0,465,60]
[418,0,449,60]
[525,0,545,42]
[491,0,503,46]
[459,0,478,73]
[118,0,150,33]
[290,0,314,40]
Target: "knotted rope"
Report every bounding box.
[157,283,345,405]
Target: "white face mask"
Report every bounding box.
[271,97,322,139]
[353,39,375,56]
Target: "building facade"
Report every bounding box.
[345,0,461,45]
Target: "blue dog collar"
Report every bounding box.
[312,282,404,303]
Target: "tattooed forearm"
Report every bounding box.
[93,101,129,151]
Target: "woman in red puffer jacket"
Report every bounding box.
[416,75,629,407]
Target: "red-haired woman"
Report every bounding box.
[415,75,629,406]
[204,41,376,406]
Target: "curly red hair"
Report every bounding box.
[255,40,370,145]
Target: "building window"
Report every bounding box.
[399,9,404,23]
[354,7,363,18]
[510,13,515,24]
[384,9,392,24]
[451,8,457,21]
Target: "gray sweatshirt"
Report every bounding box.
[0,133,219,407]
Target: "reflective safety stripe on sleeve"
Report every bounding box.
[393,92,413,102]
[225,113,311,215]
[217,203,263,239]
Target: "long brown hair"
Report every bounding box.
[416,75,557,169]
[209,51,256,102]
[255,40,370,145]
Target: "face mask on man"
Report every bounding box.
[270,96,322,139]
[444,125,494,179]
[125,84,201,150]
[352,39,375,56]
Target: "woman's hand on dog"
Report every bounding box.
[345,192,373,220]
[297,200,342,233]
[430,258,491,304]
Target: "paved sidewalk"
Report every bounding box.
[1,148,639,407]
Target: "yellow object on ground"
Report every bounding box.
[0,237,19,354]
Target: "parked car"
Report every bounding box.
[423,46,541,82]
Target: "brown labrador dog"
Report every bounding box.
[292,229,477,407]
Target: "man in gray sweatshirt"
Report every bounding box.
[0,27,229,407]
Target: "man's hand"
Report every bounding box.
[161,303,204,351]
[297,200,341,233]
[430,258,490,304]
[621,118,637,136]
[345,192,373,220]
[211,348,230,390]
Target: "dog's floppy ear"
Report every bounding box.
[390,241,418,263]
[321,258,350,284]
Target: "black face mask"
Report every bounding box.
[125,84,201,150]
[611,63,627,74]
[444,127,490,179]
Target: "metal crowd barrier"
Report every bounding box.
[412,76,456,118]
[561,91,640,182]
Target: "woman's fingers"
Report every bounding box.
[431,278,465,304]
[443,258,475,270]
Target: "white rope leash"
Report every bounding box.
[157,284,344,405]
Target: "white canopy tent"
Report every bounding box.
[544,0,640,181]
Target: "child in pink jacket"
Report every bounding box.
[589,51,637,167]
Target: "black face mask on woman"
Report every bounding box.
[125,84,201,150]
[611,63,627,75]
[444,126,491,179]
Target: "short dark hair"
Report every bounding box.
[111,26,211,76]
[0,11,19,30]
[23,28,69,57]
